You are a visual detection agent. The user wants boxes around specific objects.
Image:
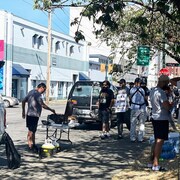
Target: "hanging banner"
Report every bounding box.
[0,40,4,61]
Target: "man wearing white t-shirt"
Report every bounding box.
[150,75,173,171]
[115,79,130,139]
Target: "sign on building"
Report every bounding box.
[0,40,4,61]
[137,45,150,66]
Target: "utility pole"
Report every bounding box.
[46,9,52,104]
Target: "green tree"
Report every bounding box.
[71,0,180,64]
[34,0,180,64]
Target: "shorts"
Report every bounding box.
[26,115,39,133]
[152,120,169,140]
[99,110,109,124]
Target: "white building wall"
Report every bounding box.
[0,10,89,100]
[69,7,111,56]
[89,69,107,82]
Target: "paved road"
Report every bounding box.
[0,102,155,180]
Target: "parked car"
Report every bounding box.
[65,81,118,125]
[1,95,19,108]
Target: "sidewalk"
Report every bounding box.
[0,105,179,179]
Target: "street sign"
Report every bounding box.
[137,45,150,66]
[166,63,180,67]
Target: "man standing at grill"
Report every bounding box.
[22,83,56,152]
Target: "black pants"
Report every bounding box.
[117,109,131,135]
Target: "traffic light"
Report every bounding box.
[100,64,105,72]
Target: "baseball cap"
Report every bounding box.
[134,78,142,83]
[158,75,169,82]
[118,79,126,84]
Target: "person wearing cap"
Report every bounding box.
[149,75,173,171]
[115,79,130,139]
[129,77,147,142]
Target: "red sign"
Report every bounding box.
[0,40,4,61]
[159,68,170,76]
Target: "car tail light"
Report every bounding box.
[71,100,77,104]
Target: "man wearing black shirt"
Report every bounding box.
[98,80,114,139]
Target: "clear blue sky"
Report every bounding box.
[0,0,70,35]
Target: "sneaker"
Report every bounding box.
[130,139,136,143]
[27,146,34,152]
[152,166,167,171]
[100,133,106,139]
[117,135,123,139]
[105,132,110,138]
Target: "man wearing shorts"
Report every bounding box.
[98,80,114,139]
[150,75,173,171]
[22,83,56,152]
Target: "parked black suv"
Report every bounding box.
[65,81,118,125]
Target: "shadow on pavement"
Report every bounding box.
[0,121,178,179]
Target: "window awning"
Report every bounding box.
[12,64,30,77]
[79,72,90,81]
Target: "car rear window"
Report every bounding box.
[72,84,101,97]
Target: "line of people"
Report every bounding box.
[98,75,179,171]
[98,77,149,142]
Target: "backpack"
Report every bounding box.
[130,87,146,108]
[2,132,21,169]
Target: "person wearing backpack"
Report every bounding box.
[129,78,147,142]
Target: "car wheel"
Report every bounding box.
[4,100,10,108]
